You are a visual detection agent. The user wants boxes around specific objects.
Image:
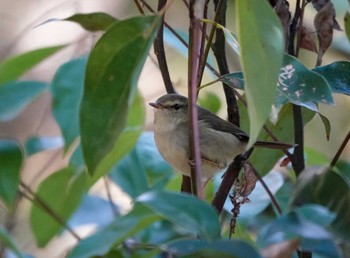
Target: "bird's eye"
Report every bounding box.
[173,104,180,110]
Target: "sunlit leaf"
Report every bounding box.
[68,204,160,258]
[313,61,350,96]
[345,12,350,41]
[24,136,64,156]
[80,15,159,175]
[0,140,23,208]
[0,45,65,84]
[30,167,86,247]
[51,57,87,150]
[0,81,47,121]
[236,0,284,147]
[136,190,221,241]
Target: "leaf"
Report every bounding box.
[198,92,221,114]
[0,227,25,258]
[0,45,65,84]
[236,0,284,147]
[136,190,221,241]
[0,140,23,208]
[24,136,64,156]
[274,0,291,50]
[345,12,350,42]
[80,15,159,174]
[314,2,334,66]
[67,204,161,258]
[168,239,261,258]
[51,57,87,151]
[109,132,173,198]
[64,12,118,32]
[30,167,86,247]
[277,54,334,107]
[291,167,350,241]
[87,92,145,186]
[0,81,47,121]
[299,26,318,53]
[313,61,350,96]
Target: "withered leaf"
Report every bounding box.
[311,0,342,31]
[275,0,291,50]
[241,162,258,197]
[314,1,334,66]
[299,26,318,53]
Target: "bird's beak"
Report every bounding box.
[149,102,161,109]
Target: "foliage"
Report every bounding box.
[0,1,349,258]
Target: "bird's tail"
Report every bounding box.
[254,140,296,150]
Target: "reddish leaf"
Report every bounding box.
[311,0,342,31]
[241,162,258,197]
[299,26,318,53]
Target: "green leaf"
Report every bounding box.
[291,167,350,241]
[0,81,47,121]
[24,136,63,156]
[236,0,284,147]
[0,140,23,208]
[0,45,65,84]
[87,92,145,186]
[198,92,221,114]
[64,12,118,32]
[277,55,334,107]
[168,239,261,258]
[0,227,25,258]
[109,132,173,198]
[80,15,159,174]
[30,167,86,247]
[313,61,350,96]
[136,190,221,241]
[67,204,161,258]
[51,57,87,151]
[344,12,350,42]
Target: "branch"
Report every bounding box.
[188,0,204,198]
[330,129,350,168]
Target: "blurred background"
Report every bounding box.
[0,0,349,257]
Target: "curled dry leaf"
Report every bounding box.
[299,26,318,53]
[241,161,258,197]
[275,0,291,50]
[314,1,334,66]
[311,0,342,31]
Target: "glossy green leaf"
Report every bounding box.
[291,167,350,241]
[87,92,145,186]
[24,136,63,156]
[236,0,284,147]
[80,15,159,174]
[68,204,160,258]
[51,57,87,150]
[0,81,47,121]
[0,227,25,258]
[277,55,334,107]
[0,140,23,208]
[109,132,173,198]
[168,239,261,258]
[0,45,65,84]
[64,12,118,32]
[313,61,350,96]
[344,12,350,42]
[30,167,86,247]
[136,190,221,241]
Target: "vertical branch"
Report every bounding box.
[292,105,305,175]
[188,0,204,199]
[212,0,239,126]
[154,0,176,94]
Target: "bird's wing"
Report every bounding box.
[198,106,249,142]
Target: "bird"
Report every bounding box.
[149,93,293,182]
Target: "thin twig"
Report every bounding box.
[103,177,119,218]
[330,130,350,168]
[20,182,81,241]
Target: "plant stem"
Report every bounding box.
[330,130,350,168]
[188,0,204,199]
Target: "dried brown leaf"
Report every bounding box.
[275,0,291,50]
[314,1,334,66]
[311,0,342,31]
[241,162,257,197]
[299,26,318,53]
